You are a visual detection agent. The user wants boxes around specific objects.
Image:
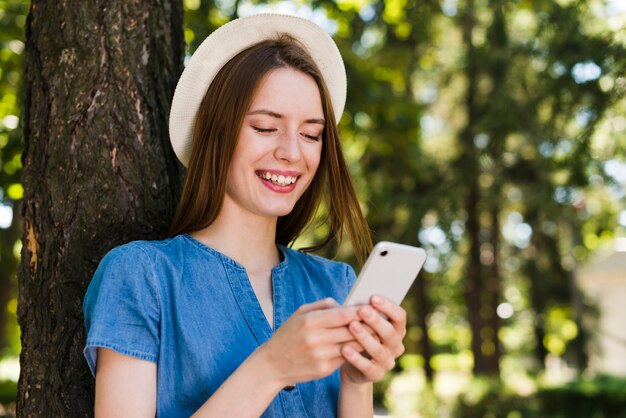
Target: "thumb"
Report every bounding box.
[295,298,339,314]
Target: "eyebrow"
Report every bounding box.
[247,109,325,125]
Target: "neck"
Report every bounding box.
[191,201,281,273]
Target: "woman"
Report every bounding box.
[84,14,407,417]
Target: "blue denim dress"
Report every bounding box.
[83,234,357,417]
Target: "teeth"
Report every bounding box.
[259,172,298,186]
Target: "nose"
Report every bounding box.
[274,130,302,163]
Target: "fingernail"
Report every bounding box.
[351,322,364,334]
[372,295,383,306]
[361,307,373,318]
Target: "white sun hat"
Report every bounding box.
[168,13,347,167]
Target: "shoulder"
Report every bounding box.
[111,235,186,255]
[99,240,152,264]
[89,236,190,294]
[99,235,189,267]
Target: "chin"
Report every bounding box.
[268,208,296,218]
[260,203,297,218]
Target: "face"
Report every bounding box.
[223,67,324,221]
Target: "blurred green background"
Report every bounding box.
[1,0,626,417]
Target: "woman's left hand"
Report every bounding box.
[339,295,406,384]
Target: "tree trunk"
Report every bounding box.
[483,206,501,374]
[464,176,487,373]
[18,0,184,415]
[460,0,501,376]
[415,270,433,380]
[526,213,549,368]
[460,0,485,376]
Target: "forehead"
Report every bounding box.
[248,67,324,117]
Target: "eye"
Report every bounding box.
[252,126,276,134]
[301,132,322,142]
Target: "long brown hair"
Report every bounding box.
[169,34,372,264]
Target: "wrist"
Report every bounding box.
[338,369,373,417]
[252,343,291,390]
[340,367,370,389]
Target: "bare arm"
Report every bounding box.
[95,349,157,417]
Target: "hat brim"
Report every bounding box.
[169,13,347,167]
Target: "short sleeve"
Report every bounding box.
[83,243,161,376]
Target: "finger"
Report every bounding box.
[323,326,361,344]
[310,344,346,360]
[308,347,347,376]
[296,298,339,314]
[370,295,407,334]
[303,306,360,328]
[348,320,395,371]
[344,340,365,353]
[304,326,362,348]
[351,322,380,345]
[359,322,379,340]
[341,345,386,382]
[358,305,398,344]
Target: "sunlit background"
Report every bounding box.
[1,0,625,416]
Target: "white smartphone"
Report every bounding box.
[344,241,427,306]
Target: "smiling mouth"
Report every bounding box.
[256,171,300,187]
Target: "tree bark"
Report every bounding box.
[18,0,184,415]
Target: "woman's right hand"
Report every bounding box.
[258,298,361,387]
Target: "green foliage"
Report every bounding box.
[541,376,626,417]
[0,0,26,190]
[0,379,15,404]
[0,0,28,360]
[454,376,626,418]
